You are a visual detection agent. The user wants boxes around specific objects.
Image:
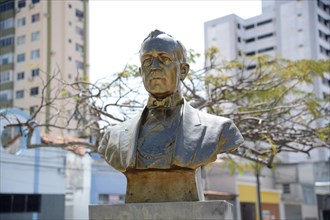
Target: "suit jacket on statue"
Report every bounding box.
[98,100,244,172]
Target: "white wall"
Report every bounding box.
[0,147,66,194]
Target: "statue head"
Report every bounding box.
[139,30,190,99]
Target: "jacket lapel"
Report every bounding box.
[173,101,206,167]
[119,109,146,170]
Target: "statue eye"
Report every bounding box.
[160,57,171,64]
[142,58,152,67]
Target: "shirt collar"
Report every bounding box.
[146,92,183,110]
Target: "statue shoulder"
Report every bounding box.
[98,112,143,157]
[104,112,143,134]
[195,109,233,126]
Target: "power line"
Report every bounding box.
[0,160,91,172]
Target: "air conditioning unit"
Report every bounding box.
[29,3,34,9]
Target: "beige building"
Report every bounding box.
[0,0,89,136]
[0,1,91,219]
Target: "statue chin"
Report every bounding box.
[149,92,172,100]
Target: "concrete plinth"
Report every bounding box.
[89,201,233,220]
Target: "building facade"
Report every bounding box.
[90,154,126,206]
[0,108,67,220]
[203,160,282,220]
[0,1,90,219]
[0,0,89,136]
[274,161,330,220]
[204,0,330,163]
[204,1,329,219]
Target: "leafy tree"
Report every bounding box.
[1,47,329,167]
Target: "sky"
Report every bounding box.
[89,0,262,83]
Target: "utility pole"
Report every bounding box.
[255,165,263,220]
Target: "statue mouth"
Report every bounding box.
[150,77,165,81]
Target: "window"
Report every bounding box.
[258,47,274,53]
[0,193,41,213]
[0,36,14,48]
[31,13,40,23]
[31,49,40,59]
[237,23,241,29]
[75,9,84,19]
[318,15,330,28]
[0,53,13,65]
[244,24,255,30]
[237,37,241,43]
[0,93,9,102]
[68,4,72,8]
[31,31,40,41]
[68,56,72,61]
[32,0,40,4]
[17,53,25,62]
[0,0,15,13]
[68,38,72,43]
[31,68,39,77]
[246,65,256,70]
[76,26,84,37]
[257,19,272,26]
[318,30,329,42]
[0,18,14,31]
[75,43,83,53]
[246,51,256,56]
[17,72,24,80]
[29,106,38,115]
[245,38,255,43]
[18,0,26,8]
[17,35,26,45]
[98,194,125,205]
[0,70,12,84]
[17,17,26,27]
[320,45,330,56]
[16,90,24,99]
[283,184,290,194]
[30,87,39,96]
[322,78,330,87]
[0,90,12,102]
[257,33,274,40]
[317,0,330,14]
[76,60,84,70]
[302,186,316,205]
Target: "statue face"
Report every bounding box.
[139,37,184,99]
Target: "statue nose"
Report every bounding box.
[151,58,160,70]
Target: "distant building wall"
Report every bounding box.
[90,158,126,205]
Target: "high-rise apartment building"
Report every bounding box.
[0,1,90,219]
[204,0,330,162]
[0,0,89,136]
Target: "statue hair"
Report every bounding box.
[140,29,188,63]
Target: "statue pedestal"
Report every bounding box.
[89,201,233,220]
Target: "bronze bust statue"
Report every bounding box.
[98,30,244,203]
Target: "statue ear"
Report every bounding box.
[180,63,189,80]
